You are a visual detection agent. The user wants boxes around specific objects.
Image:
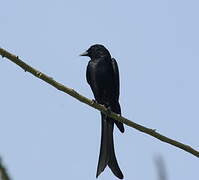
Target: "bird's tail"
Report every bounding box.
[96,113,124,179]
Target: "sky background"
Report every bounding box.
[1,0,199,179]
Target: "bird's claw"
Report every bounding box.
[106,106,112,115]
[91,99,97,105]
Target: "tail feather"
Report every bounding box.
[108,135,124,179]
[96,113,123,179]
[96,113,109,177]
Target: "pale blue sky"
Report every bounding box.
[1,0,199,179]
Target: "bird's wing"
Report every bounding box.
[111,58,120,101]
[86,62,91,85]
[86,61,101,102]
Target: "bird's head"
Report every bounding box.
[80,44,111,59]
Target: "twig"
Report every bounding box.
[0,47,199,158]
[0,158,11,180]
[154,155,168,180]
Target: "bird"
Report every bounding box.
[80,44,124,179]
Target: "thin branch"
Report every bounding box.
[0,47,199,159]
[0,158,11,180]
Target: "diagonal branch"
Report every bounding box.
[0,47,199,158]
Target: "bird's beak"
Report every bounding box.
[79,51,89,56]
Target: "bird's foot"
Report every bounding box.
[91,99,97,105]
[106,106,112,115]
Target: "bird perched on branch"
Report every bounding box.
[80,44,124,179]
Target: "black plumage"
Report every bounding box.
[80,44,124,179]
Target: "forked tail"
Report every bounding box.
[96,113,124,179]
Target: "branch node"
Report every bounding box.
[36,71,42,78]
[71,89,79,96]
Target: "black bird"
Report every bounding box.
[80,44,124,179]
